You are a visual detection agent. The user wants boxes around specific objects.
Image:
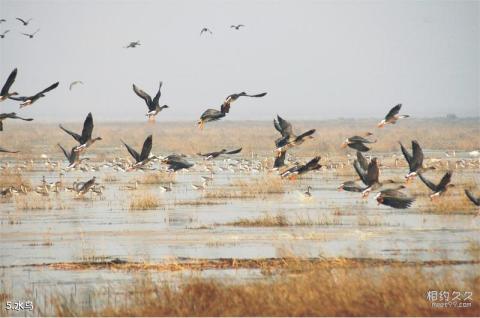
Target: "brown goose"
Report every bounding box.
[378,104,409,128]
[10,82,59,107]
[59,112,102,152]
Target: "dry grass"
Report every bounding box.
[0,170,31,188]
[128,192,161,210]
[205,176,284,199]
[226,214,289,227]
[51,257,480,316]
[14,194,68,210]
[139,171,175,184]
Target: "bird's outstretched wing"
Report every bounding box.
[379,190,414,209]
[151,81,163,108]
[399,142,413,166]
[57,143,70,160]
[132,84,152,107]
[81,112,93,143]
[139,135,153,161]
[39,82,59,94]
[437,171,453,190]
[464,189,480,206]
[356,151,369,171]
[0,146,18,153]
[8,113,33,121]
[276,115,293,137]
[122,140,140,162]
[418,173,438,192]
[1,68,17,96]
[16,17,27,24]
[410,140,424,170]
[59,125,82,143]
[366,159,379,185]
[273,118,282,134]
[385,104,402,120]
[225,147,242,154]
[243,92,267,98]
[353,160,368,186]
[295,129,315,142]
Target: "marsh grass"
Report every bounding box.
[14,194,68,210]
[129,192,161,210]
[224,213,342,227]
[0,170,31,188]
[139,172,175,184]
[205,176,284,199]
[52,258,480,316]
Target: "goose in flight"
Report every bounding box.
[464,189,480,207]
[132,82,169,120]
[337,180,364,192]
[59,112,102,152]
[0,30,9,38]
[230,24,245,30]
[162,154,194,172]
[399,140,435,182]
[0,146,18,153]
[378,104,409,128]
[418,171,454,200]
[0,68,18,101]
[221,92,267,114]
[21,29,39,38]
[0,112,33,131]
[197,147,242,160]
[69,81,84,90]
[354,156,399,198]
[281,156,322,178]
[16,17,32,26]
[200,27,212,35]
[125,41,140,48]
[122,135,157,169]
[197,108,226,129]
[273,149,287,170]
[375,186,415,209]
[273,115,316,152]
[58,144,81,169]
[10,81,59,107]
[341,132,376,152]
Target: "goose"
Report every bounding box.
[274,115,315,151]
[0,30,9,38]
[418,171,454,200]
[464,189,480,207]
[76,176,96,196]
[0,112,33,131]
[200,27,212,35]
[353,156,399,198]
[16,17,32,26]
[0,68,18,101]
[341,132,376,152]
[162,154,194,172]
[337,181,364,192]
[378,104,409,128]
[375,186,415,209]
[197,147,242,160]
[281,156,322,178]
[122,135,157,169]
[273,149,287,170]
[69,81,84,90]
[0,146,18,153]
[132,82,169,120]
[125,41,140,48]
[221,92,267,114]
[304,186,312,197]
[230,24,245,30]
[58,144,81,169]
[399,140,435,181]
[21,29,39,38]
[197,108,226,129]
[59,112,102,152]
[10,82,59,107]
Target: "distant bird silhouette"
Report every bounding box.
[341,132,376,152]
[0,19,6,23]
[378,104,409,128]
[464,189,480,207]
[162,154,194,172]
[418,171,454,200]
[122,135,156,169]
[0,68,18,101]
[21,29,39,38]
[200,27,213,35]
[59,112,102,152]
[125,41,140,48]
[0,30,9,38]
[16,17,32,26]
[338,180,364,192]
[132,82,169,120]
[197,147,242,160]
[273,115,315,151]
[69,81,84,91]
[0,112,33,131]
[10,81,59,108]
[0,146,18,153]
[230,24,245,30]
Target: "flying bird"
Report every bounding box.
[341,132,376,152]
[273,115,316,151]
[353,155,399,198]
[0,19,6,23]
[0,30,9,38]
[0,112,33,131]
[230,24,245,30]
[162,154,194,172]
[200,27,212,35]
[75,176,96,196]
[58,144,81,169]
[69,81,84,91]
[418,171,454,200]
[281,156,322,178]
[0,146,18,153]
[16,17,32,26]
[0,68,18,101]
[125,41,140,48]
[21,28,39,38]
[9,81,59,108]
[122,135,156,169]
[273,150,287,170]
[132,82,169,120]
[221,92,267,114]
[464,189,480,207]
[197,147,242,160]
[375,186,415,209]
[378,104,409,128]
[399,140,435,182]
[59,112,102,152]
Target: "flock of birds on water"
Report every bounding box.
[0,17,479,211]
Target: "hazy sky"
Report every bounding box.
[0,0,478,122]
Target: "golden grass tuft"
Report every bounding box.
[14,194,68,210]
[129,192,161,210]
[205,176,284,199]
[139,172,175,185]
[226,214,289,227]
